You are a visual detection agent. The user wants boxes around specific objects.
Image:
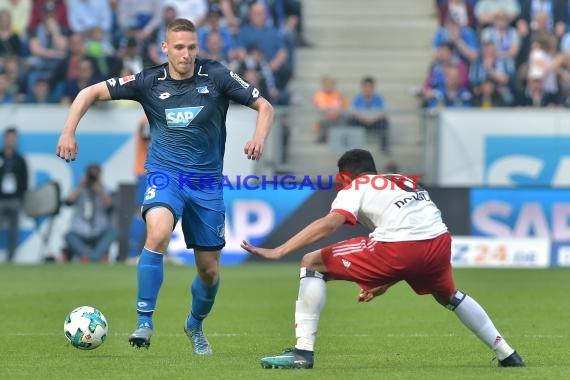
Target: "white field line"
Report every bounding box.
[5,332,567,339]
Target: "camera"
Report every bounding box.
[85,165,100,187]
[86,172,98,186]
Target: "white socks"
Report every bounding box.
[453,293,514,360]
[294,271,326,352]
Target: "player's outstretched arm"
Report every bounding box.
[244,97,274,160]
[241,211,346,260]
[56,82,112,162]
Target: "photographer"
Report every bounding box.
[64,163,117,263]
[0,127,28,262]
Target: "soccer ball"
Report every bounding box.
[64,306,108,350]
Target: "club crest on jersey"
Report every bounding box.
[196,86,209,94]
[165,107,204,127]
[230,71,250,89]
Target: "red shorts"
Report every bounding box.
[321,232,455,298]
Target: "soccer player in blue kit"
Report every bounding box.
[56,18,274,354]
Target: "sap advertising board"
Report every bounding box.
[438,109,570,187]
[470,189,570,267]
[437,110,570,266]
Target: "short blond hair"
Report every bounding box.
[167,18,196,33]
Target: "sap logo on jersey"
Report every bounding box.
[165,107,204,127]
[485,136,570,186]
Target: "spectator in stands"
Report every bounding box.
[517,0,566,39]
[0,9,22,60]
[237,2,291,91]
[64,163,117,263]
[223,0,251,29]
[472,77,508,107]
[201,31,229,65]
[84,26,121,77]
[516,0,565,65]
[28,0,69,34]
[349,76,390,153]
[313,75,347,144]
[427,65,472,109]
[263,0,312,47]
[422,41,469,106]
[0,0,31,38]
[525,32,558,94]
[145,5,177,66]
[212,0,240,29]
[242,46,289,105]
[143,0,208,38]
[198,4,235,59]
[60,56,101,104]
[556,35,570,106]
[49,33,93,99]
[480,10,520,76]
[2,55,26,101]
[117,36,144,75]
[437,0,477,29]
[24,77,58,103]
[474,0,521,26]
[27,1,69,94]
[115,0,158,33]
[469,40,514,105]
[0,71,14,104]
[66,0,113,43]
[433,13,479,63]
[0,126,28,262]
[516,66,561,106]
[243,68,270,103]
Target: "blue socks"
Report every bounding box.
[136,248,164,328]
[186,276,220,330]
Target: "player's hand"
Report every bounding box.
[56,132,79,162]
[240,240,283,260]
[357,284,390,303]
[243,139,264,160]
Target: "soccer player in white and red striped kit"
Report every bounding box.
[241,148,524,369]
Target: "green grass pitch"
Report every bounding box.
[0,263,568,379]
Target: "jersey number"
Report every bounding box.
[144,187,156,201]
[384,175,424,192]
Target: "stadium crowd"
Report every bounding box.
[0,0,308,106]
[424,0,570,109]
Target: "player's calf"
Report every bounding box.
[445,289,525,367]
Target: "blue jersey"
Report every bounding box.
[105,59,259,178]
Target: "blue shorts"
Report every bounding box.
[141,171,225,251]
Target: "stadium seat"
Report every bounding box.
[328,125,367,155]
[23,181,61,261]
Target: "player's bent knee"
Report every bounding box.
[144,231,171,253]
[197,266,219,284]
[445,289,467,311]
[299,267,327,280]
[300,253,314,268]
